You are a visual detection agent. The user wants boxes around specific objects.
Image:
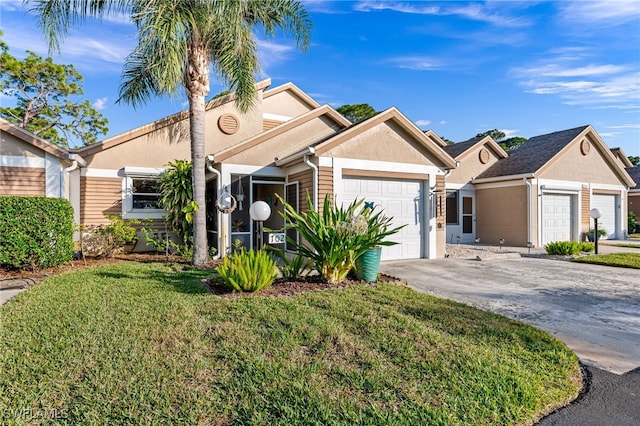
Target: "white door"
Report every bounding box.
[542,193,574,244]
[342,177,423,260]
[592,194,617,239]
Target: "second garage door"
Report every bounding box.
[591,194,617,239]
[341,177,424,260]
[542,193,574,244]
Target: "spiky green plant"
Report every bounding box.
[215,248,278,292]
[278,193,404,283]
[271,248,310,280]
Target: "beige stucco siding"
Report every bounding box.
[629,193,640,219]
[323,122,437,166]
[80,177,122,225]
[262,89,316,118]
[539,137,623,185]
[224,116,339,166]
[83,103,263,169]
[1,132,45,158]
[447,144,503,184]
[476,184,528,246]
[0,167,45,196]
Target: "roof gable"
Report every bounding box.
[611,147,634,168]
[312,107,457,169]
[443,135,508,160]
[0,117,72,162]
[627,166,640,190]
[263,82,320,111]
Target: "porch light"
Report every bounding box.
[527,242,534,254]
[590,208,602,255]
[499,238,505,250]
[250,201,271,248]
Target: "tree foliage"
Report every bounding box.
[336,103,377,124]
[475,129,527,152]
[158,160,194,247]
[0,32,108,147]
[628,156,640,166]
[30,0,311,265]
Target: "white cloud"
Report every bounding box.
[501,129,519,138]
[608,124,640,130]
[93,97,108,110]
[353,0,531,28]
[415,119,431,127]
[559,0,640,26]
[256,38,296,71]
[387,56,444,71]
[439,120,447,125]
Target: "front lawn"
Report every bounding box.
[573,252,640,269]
[0,262,581,425]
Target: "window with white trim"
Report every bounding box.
[122,167,165,219]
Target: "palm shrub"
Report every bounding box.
[278,193,404,284]
[215,248,278,292]
[158,160,196,248]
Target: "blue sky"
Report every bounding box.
[2,0,639,156]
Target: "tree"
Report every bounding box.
[31,0,311,265]
[0,32,108,147]
[475,129,527,152]
[336,103,377,123]
[628,156,640,166]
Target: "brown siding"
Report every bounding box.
[0,167,45,196]
[476,185,528,246]
[629,193,640,220]
[81,176,122,225]
[581,189,590,228]
[318,166,333,212]
[262,118,283,131]
[436,175,446,257]
[288,169,313,212]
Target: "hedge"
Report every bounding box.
[0,196,74,270]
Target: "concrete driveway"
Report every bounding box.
[380,255,640,374]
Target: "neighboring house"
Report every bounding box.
[448,125,634,247]
[442,135,508,243]
[0,119,86,218]
[627,166,640,221]
[68,80,456,260]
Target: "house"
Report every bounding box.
[445,125,634,247]
[0,118,86,213]
[67,80,456,259]
[627,166,640,222]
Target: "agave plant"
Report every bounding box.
[277,193,404,284]
[215,248,278,292]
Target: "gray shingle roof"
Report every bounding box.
[442,136,483,158]
[477,125,589,179]
[627,166,640,190]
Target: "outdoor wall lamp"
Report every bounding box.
[590,208,602,254]
[250,201,271,249]
[527,241,534,254]
[499,238,505,250]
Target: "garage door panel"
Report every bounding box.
[592,195,616,239]
[542,194,574,244]
[342,177,423,260]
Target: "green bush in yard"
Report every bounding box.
[215,248,278,292]
[544,241,593,256]
[0,196,74,269]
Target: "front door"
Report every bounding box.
[461,195,475,241]
[251,181,285,250]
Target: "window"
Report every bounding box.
[132,178,161,210]
[123,167,165,219]
[446,191,458,225]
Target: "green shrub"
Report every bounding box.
[215,248,278,292]
[271,248,310,280]
[629,212,638,234]
[158,160,195,247]
[278,193,404,283]
[544,241,593,256]
[0,196,74,270]
[81,215,139,258]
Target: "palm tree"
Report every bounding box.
[30,0,311,265]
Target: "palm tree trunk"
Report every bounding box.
[187,42,211,266]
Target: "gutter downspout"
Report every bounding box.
[60,160,78,198]
[206,155,222,259]
[524,177,533,246]
[303,147,318,211]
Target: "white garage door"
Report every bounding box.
[592,194,616,239]
[342,177,423,260]
[542,193,574,244]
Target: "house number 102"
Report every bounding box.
[268,233,286,244]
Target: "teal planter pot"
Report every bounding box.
[355,247,382,282]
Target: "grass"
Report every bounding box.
[600,242,640,249]
[0,262,581,425]
[573,252,640,269]
[629,233,640,239]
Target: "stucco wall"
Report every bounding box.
[476,184,528,246]
[324,122,436,166]
[1,132,44,157]
[262,88,316,118]
[447,144,503,184]
[539,136,623,185]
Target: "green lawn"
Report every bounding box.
[0,262,581,425]
[599,242,640,249]
[573,252,640,269]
